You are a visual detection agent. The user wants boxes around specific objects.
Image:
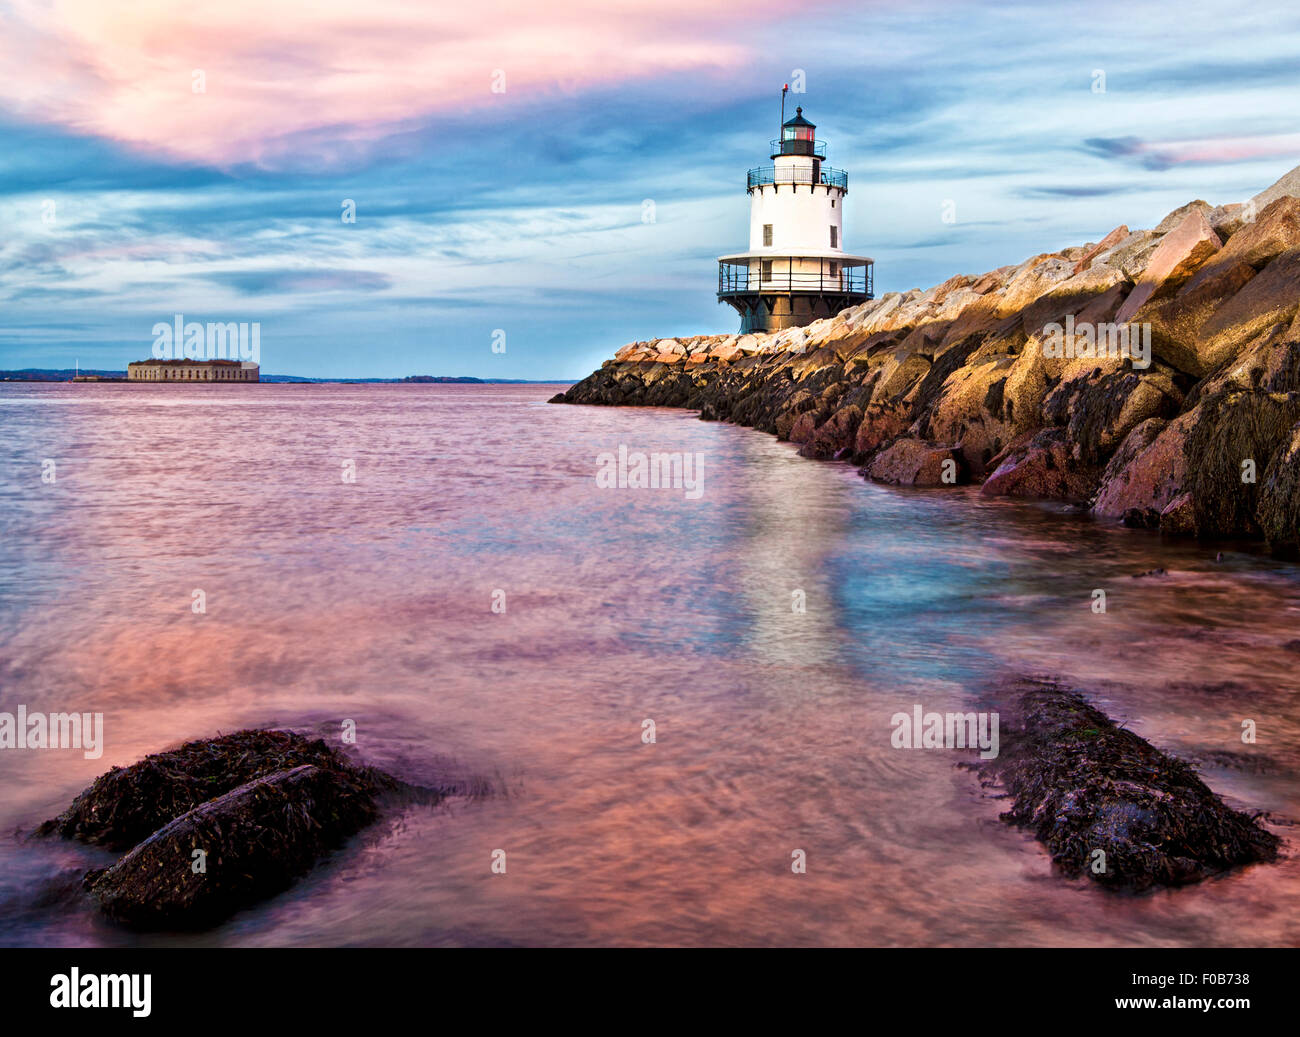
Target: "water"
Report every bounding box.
[0,382,1297,947]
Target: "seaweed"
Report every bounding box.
[1184,389,1300,537]
[982,680,1279,891]
[36,728,464,929]
[84,764,380,930]
[37,728,397,851]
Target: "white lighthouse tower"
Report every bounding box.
[717,105,873,333]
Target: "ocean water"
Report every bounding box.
[0,381,1296,947]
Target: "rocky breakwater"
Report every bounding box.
[552,165,1300,553]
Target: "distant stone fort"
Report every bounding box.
[127,359,259,382]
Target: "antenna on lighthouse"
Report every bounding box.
[781,83,789,137]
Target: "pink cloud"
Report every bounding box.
[0,0,805,168]
[1138,134,1300,167]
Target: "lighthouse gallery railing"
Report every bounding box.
[747,165,848,192]
[769,138,828,159]
[717,259,873,297]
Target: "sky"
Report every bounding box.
[1,0,1299,379]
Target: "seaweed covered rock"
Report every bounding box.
[983,681,1279,891]
[797,403,863,459]
[1183,389,1300,537]
[37,729,443,930]
[1041,362,1183,467]
[981,428,1101,503]
[38,728,395,851]
[1257,422,1300,554]
[85,764,380,929]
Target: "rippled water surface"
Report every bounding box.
[1,382,1297,946]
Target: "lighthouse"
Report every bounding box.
[717,105,873,333]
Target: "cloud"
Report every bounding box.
[0,0,801,169]
[205,269,392,295]
[1084,133,1300,170]
[1018,184,1134,199]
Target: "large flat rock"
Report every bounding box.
[1116,209,1222,324]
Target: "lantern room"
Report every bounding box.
[775,107,821,158]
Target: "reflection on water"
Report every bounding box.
[0,382,1296,947]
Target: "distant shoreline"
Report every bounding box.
[0,370,572,384]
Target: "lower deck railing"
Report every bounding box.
[718,260,872,297]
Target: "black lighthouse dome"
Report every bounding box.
[783,107,815,132]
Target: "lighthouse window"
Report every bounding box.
[829,262,839,277]
[830,226,838,248]
[761,260,773,281]
[762,224,773,247]
[831,199,835,207]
